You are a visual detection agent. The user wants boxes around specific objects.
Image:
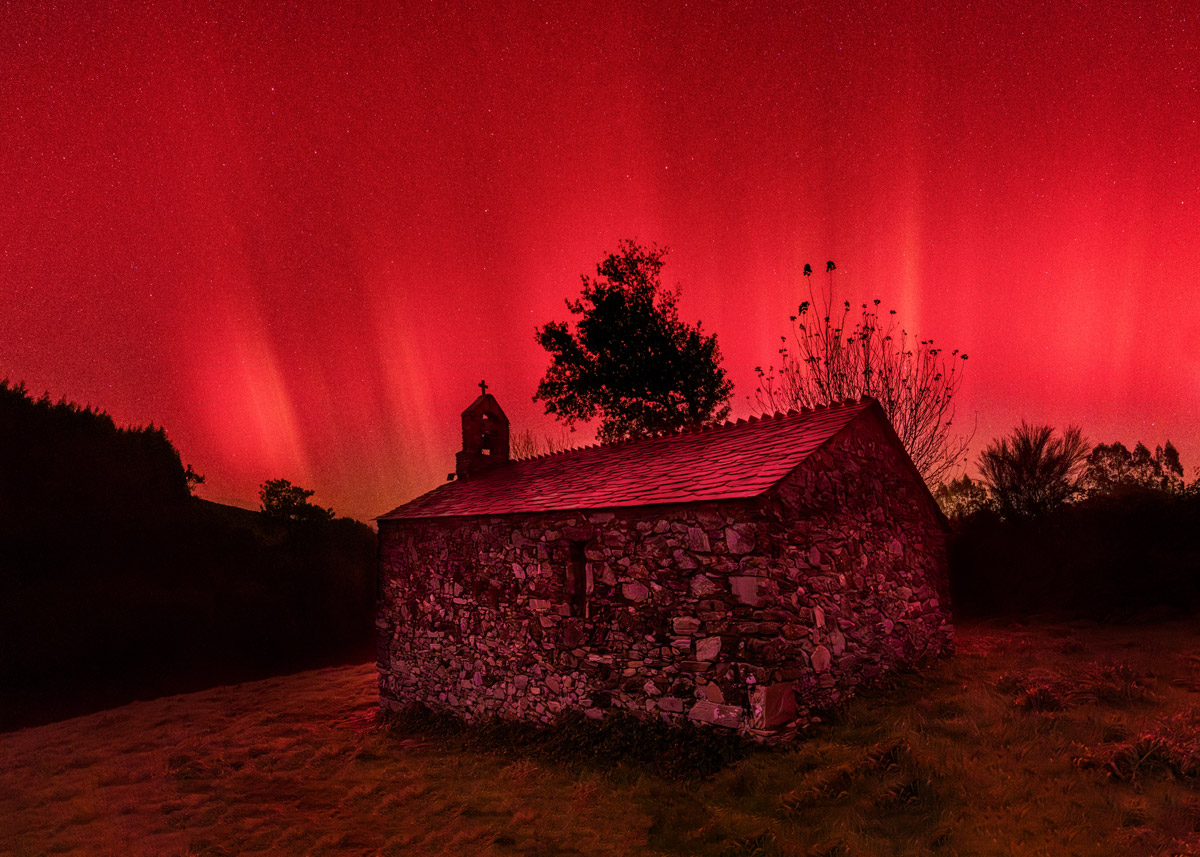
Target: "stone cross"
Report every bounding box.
[478,380,488,396]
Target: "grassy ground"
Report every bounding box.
[4,619,1200,856]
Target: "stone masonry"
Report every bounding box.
[377,412,952,736]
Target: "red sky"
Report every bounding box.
[3,1,1198,521]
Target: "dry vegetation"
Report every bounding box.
[6,620,1200,856]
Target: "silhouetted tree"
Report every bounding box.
[978,422,1089,519]
[259,479,334,523]
[534,240,733,443]
[933,474,990,520]
[0,378,196,524]
[1083,441,1185,497]
[184,465,205,495]
[753,263,970,485]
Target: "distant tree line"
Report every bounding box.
[0,380,200,531]
[937,421,1200,620]
[936,423,1196,522]
[0,380,376,731]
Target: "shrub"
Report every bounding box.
[978,422,1089,519]
[1078,710,1200,782]
[948,490,1200,619]
[998,663,1150,712]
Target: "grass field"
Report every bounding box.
[5,619,1200,856]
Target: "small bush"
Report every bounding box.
[1077,709,1200,782]
[998,662,1150,712]
[1078,662,1151,705]
[1017,682,1069,712]
[997,671,1069,711]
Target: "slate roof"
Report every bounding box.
[378,398,891,521]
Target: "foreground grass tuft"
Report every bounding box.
[1078,709,1200,783]
[998,659,1153,712]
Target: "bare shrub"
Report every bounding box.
[753,267,970,486]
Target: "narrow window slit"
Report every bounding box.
[567,540,588,618]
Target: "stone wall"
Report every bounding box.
[377,416,952,736]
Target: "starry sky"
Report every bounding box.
[3,1,1198,521]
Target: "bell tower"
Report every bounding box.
[455,380,510,480]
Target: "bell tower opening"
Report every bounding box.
[455,380,510,480]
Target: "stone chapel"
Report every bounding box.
[376,388,952,736]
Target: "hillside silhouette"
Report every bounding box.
[0,381,376,730]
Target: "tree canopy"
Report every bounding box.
[534,240,733,444]
[259,478,334,523]
[1083,440,1185,497]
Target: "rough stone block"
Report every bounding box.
[672,549,699,570]
[811,645,831,672]
[750,682,799,729]
[622,581,650,602]
[688,700,744,729]
[695,636,722,661]
[725,525,756,554]
[673,616,702,635]
[828,628,846,655]
[687,527,712,553]
[658,696,685,713]
[730,575,764,606]
[690,574,720,597]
